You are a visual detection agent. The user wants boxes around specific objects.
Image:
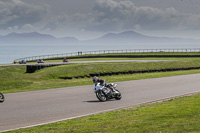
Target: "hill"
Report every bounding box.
[86,31,200,45]
[1,31,200,45]
[0,32,79,45]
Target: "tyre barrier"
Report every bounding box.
[60,66,200,80]
[26,64,64,73]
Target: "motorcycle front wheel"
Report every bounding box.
[0,93,5,102]
[96,90,107,102]
[115,90,122,100]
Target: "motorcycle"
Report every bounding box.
[0,93,5,103]
[94,82,122,102]
[37,59,44,63]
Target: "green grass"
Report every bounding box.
[35,58,199,79]
[1,57,200,93]
[7,93,200,133]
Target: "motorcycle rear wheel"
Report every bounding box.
[0,93,5,102]
[96,90,107,102]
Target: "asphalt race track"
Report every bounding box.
[0,60,174,66]
[1,73,200,132]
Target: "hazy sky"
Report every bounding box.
[1,0,200,40]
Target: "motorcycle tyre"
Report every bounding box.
[115,90,122,100]
[96,90,107,102]
[0,93,5,103]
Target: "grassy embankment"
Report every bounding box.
[1,57,200,93]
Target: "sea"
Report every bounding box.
[1,43,200,64]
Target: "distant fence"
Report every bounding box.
[14,48,200,62]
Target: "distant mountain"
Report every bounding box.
[0,32,79,45]
[100,31,146,40]
[1,31,200,46]
[84,31,200,45]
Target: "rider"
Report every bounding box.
[92,76,105,86]
[92,76,116,94]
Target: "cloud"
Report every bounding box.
[21,24,35,31]
[86,0,200,32]
[1,0,200,36]
[7,25,19,31]
[43,13,93,33]
[0,0,49,30]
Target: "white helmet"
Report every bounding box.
[92,76,99,83]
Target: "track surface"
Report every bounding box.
[1,73,200,132]
[0,60,174,66]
